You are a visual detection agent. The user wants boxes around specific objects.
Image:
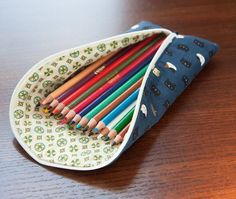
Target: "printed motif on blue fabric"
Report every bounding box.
[150,84,161,96]
[193,39,205,48]
[123,21,218,152]
[177,44,189,52]
[182,75,190,87]
[164,79,176,90]
[180,58,192,68]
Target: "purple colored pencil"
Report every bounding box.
[50,44,135,108]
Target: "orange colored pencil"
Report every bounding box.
[39,52,117,105]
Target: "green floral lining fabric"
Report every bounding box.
[11,31,156,169]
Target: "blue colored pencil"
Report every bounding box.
[70,50,154,126]
[93,88,139,132]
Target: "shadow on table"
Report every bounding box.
[12,60,217,190]
[12,110,171,190]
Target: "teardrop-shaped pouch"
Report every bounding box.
[10,21,218,170]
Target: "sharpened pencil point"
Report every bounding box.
[49,112,54,117]
[83,126,88,132]
[35,102,41,108]
[76,124,81,129]
[103,136,110,141]
[42,107,50,114]
[67,124,74,130]
[70,120,75,125]
[88,131,93,136]
[92,128,99,133]
[111,141,116,146]
[97,134,103,139]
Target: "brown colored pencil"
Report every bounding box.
[86,77,142,131]
[111,123,130,146]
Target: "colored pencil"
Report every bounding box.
[97,101,136,139]
[106,107,134,140]
[61,48,154,124]
[78,66,147,130]
[111,123,130,146]
[69,61,148,126]
[39,51,117,106]
[93,89,139,133]
[48,46,132,109]
[52,35,156,114]
[59,35,165,116]
[52,34,164,114]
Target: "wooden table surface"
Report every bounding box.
[0,0,235,198]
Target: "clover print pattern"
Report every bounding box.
[122,38,130,46]
[58,154,68,162]
[58,65,68,75]
[44,68,53,76]
[18,90,28,100]
[34,126,44,134]
[110,41,118,49]
[33,96,41,105]
[97,43,106,52]
[84,47,93,54]
[34,143,45,152]
[70,51,80,58]
[42,80,52,88]
[14,109,24,119]
[29,72,39,82]
[10,30,156,169]
[57,138,67,147]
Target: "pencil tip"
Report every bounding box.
[103,136,110,141]
[35,102,41,108]
[93,128,99,133]
[42,107,50,114]
[49,112,54,117]
[111,141,116,146]
[83,126,88,131]
[76,124,81,129]
[88,132,93,136]
[97,134,103,139]
[70,120,75,125]
[67,124,74,130]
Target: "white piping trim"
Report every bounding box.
[9,29,176,171]
[110,33,177,166]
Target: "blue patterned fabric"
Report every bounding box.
[126,21,162,32]
[122,21,219,152]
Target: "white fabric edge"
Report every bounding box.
[9,28,175,171]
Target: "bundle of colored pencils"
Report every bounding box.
[37,34,166,146]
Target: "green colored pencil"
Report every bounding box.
[67,34,164,109]
[107,107,135,139]
[76,65,147,129]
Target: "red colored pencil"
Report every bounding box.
[61,37,165,123]
[52,35,158,114]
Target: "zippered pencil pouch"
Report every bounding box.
[10,21,219,170]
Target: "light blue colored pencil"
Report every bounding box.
[93,88,139,132]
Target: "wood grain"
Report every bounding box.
[0,0,236,198]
